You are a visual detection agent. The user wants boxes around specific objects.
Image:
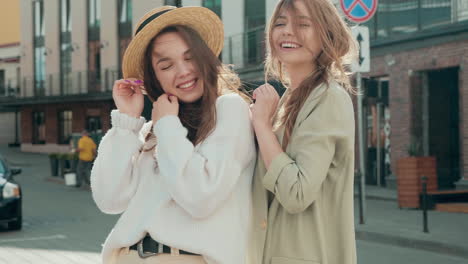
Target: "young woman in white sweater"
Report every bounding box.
[90,6,256,264]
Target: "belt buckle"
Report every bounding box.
[137,238,158,258]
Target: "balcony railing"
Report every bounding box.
[224,26,266,70]
[364,0,468,40]
[0,78,20,97]
[15,67,120,99]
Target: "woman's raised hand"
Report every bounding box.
[112,78,145,118]
[250,83,280,129]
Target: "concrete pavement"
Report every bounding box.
[0,144,467,263]
[355,185,468,259]
[0,145,118,264]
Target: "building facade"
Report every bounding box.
[360,0,468,189]
[6,0,275,153]
[8,0,173,153]
[0,0,21,145]
[4,0,468,189]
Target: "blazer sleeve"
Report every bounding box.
[91,110,146,214]
[154,94,255,219]
[262,89,353,214]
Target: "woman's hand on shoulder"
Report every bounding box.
[152,94,179,123]
[250,83,280,130]
[112,78,144,118]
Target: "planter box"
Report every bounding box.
[49,156,58,177]
[396,156,438,208]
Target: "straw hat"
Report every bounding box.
[122,6,224,80]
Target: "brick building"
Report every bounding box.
[360,0,468,189]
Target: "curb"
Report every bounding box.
[354,193,397,202]
[356,230,468,259]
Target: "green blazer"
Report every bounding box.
[248,81,357,264]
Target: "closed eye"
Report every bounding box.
[160,64,172,71]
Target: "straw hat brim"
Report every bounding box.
[122,7,224,80]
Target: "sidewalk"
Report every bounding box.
[1,145,467,260]
[355,185,468,259]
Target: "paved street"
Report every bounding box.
[0,145,467,264]
[0,146,118,264]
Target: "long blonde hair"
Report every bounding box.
[265,0,357,149]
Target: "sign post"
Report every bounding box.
[340,0,377,225]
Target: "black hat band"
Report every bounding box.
[135,9,173,35]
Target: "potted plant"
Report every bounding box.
[48,153,59,177]
[57,153,68,178]
[65,152,79,172]
[396,138,438,208]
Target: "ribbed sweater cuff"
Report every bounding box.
[111,110,146,133]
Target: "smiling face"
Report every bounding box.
[270,0,321,69]
[150,31,204,103]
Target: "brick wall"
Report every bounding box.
[20,100,114,146]
[364,38,468,180]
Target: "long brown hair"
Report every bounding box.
[265,0,357,149]
[143,25,247,145]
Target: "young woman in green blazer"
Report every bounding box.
[249,0,358,264]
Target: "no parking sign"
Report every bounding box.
[340,0,378,23]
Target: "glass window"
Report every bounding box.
[86,116,102,133]
[0,70,5,96]
[203,0,221,18]
[421,0,451,29]
[458,0,468,22]
[60,43,72,94]
[366,0,456,40]
[32,112,46,144]
[164,0,178,6]
[61,0,71,33]
[245,0,264,30]
[88,0,101,27]
[33,1,46,95]
[61,0,72,94]
[243,0,265,67]
[118,0,132,38]
[119,0,132,23]
[34,1,45,37]
[34,47,46,96]
[58,110,73,144]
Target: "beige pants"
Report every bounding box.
[116,248,206,264]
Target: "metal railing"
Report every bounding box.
[364,0,468,40]
[17,67,120,99]
[0,78,20,97]
[224,26,266,70]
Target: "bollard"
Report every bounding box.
[357,170,365,224]
[421,176,429,233]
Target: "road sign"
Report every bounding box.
[340,0,378,23]
[351,26,370,73]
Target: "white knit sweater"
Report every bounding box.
[91,94,256,264]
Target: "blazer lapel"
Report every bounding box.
[293,81,329,131]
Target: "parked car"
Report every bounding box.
[0,155,22,231]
